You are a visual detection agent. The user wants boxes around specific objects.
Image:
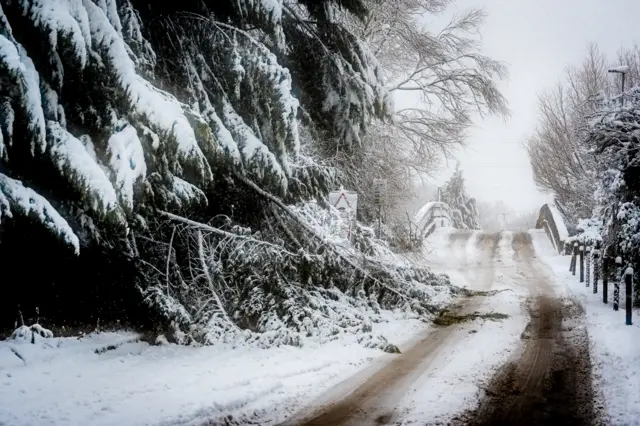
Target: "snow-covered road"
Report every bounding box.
[287,230,536,425]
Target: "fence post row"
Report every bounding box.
[585,245,591,287]
[625,267,634,326]
[579,245,585,283]
[568,243,633,325]
[614,256,622,311]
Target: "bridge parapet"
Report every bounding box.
[536,201,574,254]
[414,201,453,239]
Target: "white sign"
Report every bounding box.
[373,179,387,205]
[329,189,358,215]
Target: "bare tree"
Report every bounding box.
[525,43,618,220]
[615,44,640,89]
[359,0,509,155]
[332,0,509,226]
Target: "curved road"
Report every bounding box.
[282,231,597,426]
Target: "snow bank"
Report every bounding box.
[530,229,640,426]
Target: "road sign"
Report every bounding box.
[329,189,358,215]
[373,179,387,205]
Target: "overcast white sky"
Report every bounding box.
[406,0,640,213]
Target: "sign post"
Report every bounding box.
[372,179,387,238]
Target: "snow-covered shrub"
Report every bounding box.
[11,324,54,342]
[358,334,400,353]
[154,334,169,345]
[565,218,602,247]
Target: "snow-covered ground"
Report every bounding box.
[0,313,432,426]
[530,229,640,426]
[0,230,459,426]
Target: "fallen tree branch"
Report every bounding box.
[197,230,235,328]
[158,210,299,257]
[233,173,409,300]
[271,204,302,249]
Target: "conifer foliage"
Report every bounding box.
[0,0,454,342]
[440,165,481,230]
[0,0,387,244]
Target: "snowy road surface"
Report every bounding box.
[285,230,596,426]
[1,229,637,425]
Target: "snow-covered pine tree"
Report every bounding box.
[0,0,456,343]
[0,0,390,243]
[0,0,390,328]
[440,165,481,230]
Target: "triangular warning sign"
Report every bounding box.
[334,191,352,210]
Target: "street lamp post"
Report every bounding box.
[608,66,629,106]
